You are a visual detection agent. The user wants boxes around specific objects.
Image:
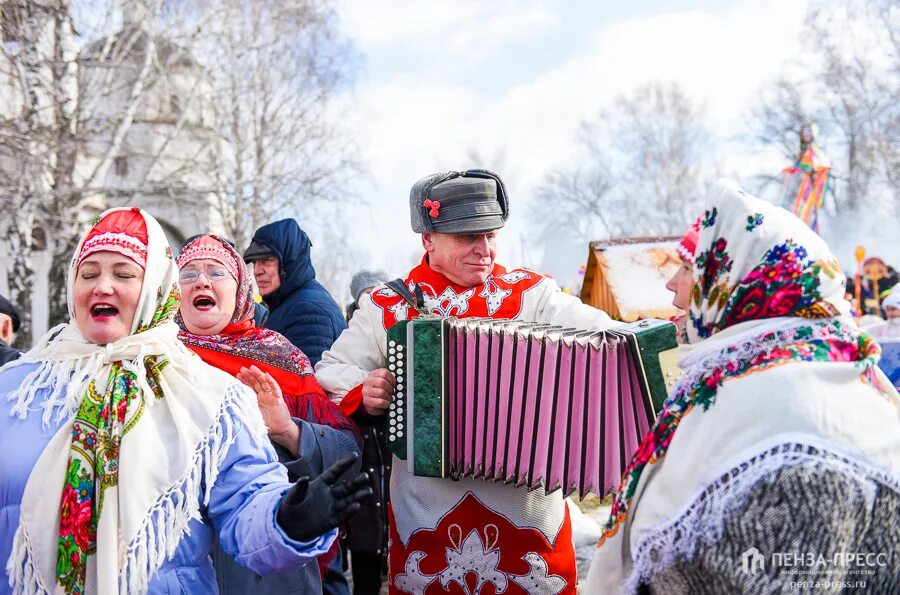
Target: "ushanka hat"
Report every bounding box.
[409,169,509,234]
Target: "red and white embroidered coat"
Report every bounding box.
[316,256,616,594]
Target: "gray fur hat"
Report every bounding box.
[409,169,509,234]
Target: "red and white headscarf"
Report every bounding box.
[676,216,701,266]
[76,208,149,269]
[7,208,266,594]
[176,235,241,282]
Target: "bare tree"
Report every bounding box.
[532,81,714,246]
[198,0,360,251]
[747,0,899,215]
[1,0,361,340]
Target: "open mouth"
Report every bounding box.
[192,295,217,310]
[90,303,119,319]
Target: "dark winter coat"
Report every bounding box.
[0,339,21,367]
[250,219,347,364]
[344,409,391,555]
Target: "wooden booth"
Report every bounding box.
[579,237,683,322]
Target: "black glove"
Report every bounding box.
[276,452,371,543]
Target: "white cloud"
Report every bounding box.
[336,0,813,279]
[337,0,559,63]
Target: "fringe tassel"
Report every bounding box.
[118,381,262,593]
[7,521,50,594]
[8,380,265,594]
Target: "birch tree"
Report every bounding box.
[1,0,219,339]
[198,0,360,251]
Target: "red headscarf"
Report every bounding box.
[175,235,353,431]
[677,216,701,266]
[78,209,149,268]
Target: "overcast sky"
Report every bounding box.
[329,0,825,288]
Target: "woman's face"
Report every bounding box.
[666,263,694,312]
[73,251,144,344]
[178,258,238,336]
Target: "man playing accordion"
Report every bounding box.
[316,170,616,594]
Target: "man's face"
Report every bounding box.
[423,230,498,287]
[886,305,900,320]
[253,256,282,296]
[0,313,14,345]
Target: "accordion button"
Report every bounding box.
[369,467,375,473]
[389,340,396,347]
[376,502,381,507]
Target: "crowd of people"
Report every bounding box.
[0,172,898,594]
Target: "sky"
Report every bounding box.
[330,0,824,290]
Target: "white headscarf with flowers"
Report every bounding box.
[4,208,265,594]
[585,183,898,593]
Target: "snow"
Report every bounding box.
[601,241,681,314]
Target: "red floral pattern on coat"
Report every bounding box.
[388,494,576,595]
[371,256,544,330]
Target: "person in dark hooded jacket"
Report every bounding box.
[244,219,347,366]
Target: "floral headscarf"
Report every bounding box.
[176,235,354,431]
[6,209,265,594]
[686,181,848,343]
[599,182,885,545]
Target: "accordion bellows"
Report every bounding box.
[386,317,678,499]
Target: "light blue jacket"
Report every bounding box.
[0,363,336,594]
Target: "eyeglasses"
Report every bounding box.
[179,267,233,284]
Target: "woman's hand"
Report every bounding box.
[237,365,299,455]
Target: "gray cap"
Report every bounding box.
[409,169,509,234]
[0,294,21,332]
[350,269,390,302]
[243,240,275,263]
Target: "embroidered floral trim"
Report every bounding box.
[78,231,148,268]
[177,241,240,277]
[599,319,885,545]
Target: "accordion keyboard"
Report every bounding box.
[386,321,408,458]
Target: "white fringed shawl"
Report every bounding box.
[4,208,266,594]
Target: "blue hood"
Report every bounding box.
[250,218,316,309]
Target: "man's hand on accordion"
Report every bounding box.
[362,368,396,415]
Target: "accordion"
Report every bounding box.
[385,316,679,499]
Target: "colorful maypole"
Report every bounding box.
[781,123,832,232]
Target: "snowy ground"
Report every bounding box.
[570,499,611,590]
